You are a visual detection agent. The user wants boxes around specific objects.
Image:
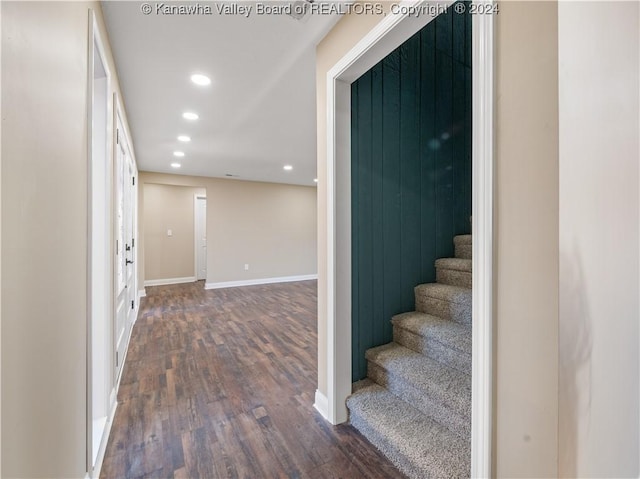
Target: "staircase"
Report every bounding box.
[346,234,472,479]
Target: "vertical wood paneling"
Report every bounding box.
[464,3,472,67]
[452,3,466,63]
[371,63,385,347]
[465,64,472,227]
[351,82,360,378]
[420,26,437,284]
[351,2,471,381]
[399,33,422,311]
[434,50,454,260]
[381,51,402,348]
[356,71,373,380]
[453,60,467,235]
[435,7,453,53]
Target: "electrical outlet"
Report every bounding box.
[244,264,249,271]
[167,229,173,237]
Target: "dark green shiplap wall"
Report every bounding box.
[351,3,472,381]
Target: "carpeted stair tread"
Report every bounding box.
[391,312,471,373]
[347,382,471,479]
[435,258,472,272]
[453,235,472,260]
[435,258,472,288]
[415,283,472,324]
[365,343,471,427]
[352,378,375,392]
[453,234,472,246]
[416,282,471,300]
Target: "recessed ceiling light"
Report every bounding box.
[177,135,191,142]
[171,163,181,168]
[190,74,211,86]
[313,178,318,183]
[173,151,185,157]
[283,165,293,171]
[182,112,199,120]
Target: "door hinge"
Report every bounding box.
[116,128,119,145]
[132,238,135,248]
[132,177,135,186]
[116,351,119,367]
[131,300,135,310]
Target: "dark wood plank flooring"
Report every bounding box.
[100,280,404,479]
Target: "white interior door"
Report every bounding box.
[195,196,207,280]
[125,160,136,329]
[114,118,135,381]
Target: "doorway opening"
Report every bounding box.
[322,1,494,476]
[88,11,113,474]
[141,182,206,287]
[195,195,207,281]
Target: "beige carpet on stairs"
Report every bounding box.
[347,234,472,479]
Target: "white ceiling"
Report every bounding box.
[102,1,343,186]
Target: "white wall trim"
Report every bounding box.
[205,274,318,290]
[144,276,196,287]
[324,1,494,476]
[89,399,117,479]
[313,389,329,419]
[138,288,146,298]
[471,10,494,479]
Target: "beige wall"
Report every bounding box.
[143,183,205,282]
[558,2,640,476]
[494,2,559,476]
[317,1,559,476]
[139,172,317,287]
[0,2,3,469]
[1,2,134,476]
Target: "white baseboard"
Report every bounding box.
[138,288,146,298]
[205,274,317,290]
[144,276,196,287]
[90,394,118,478]
[314,389,329,420]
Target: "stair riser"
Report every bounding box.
[368,362,470,439]
[455,244,472,259]
[393,326,471,375]
[415,296,472,325]
[436,268,472,289]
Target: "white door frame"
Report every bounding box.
[86,9,113,476]
[323,1,494,476]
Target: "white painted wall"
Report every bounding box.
[559,2,640,477]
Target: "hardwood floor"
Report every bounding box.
[100,280,404,479]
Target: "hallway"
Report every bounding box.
[100,281,404,478]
